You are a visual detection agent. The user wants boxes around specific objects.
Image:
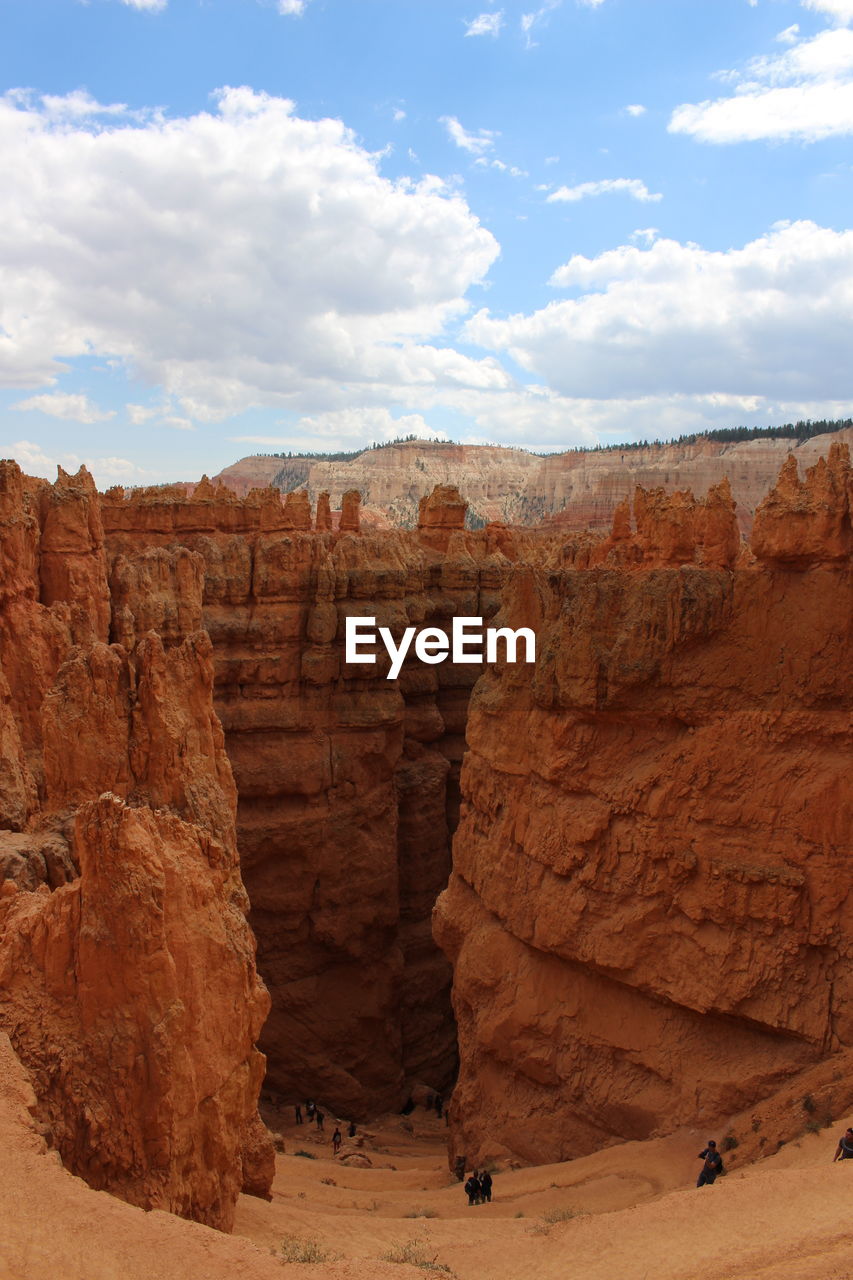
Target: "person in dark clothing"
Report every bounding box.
[435,1095,443,1120]
[315,1108,325,1130]
[306,1099,315,1121]
[834,1128,853,1160]
[465,1172,481,1206]
[696,1140,723,1187]
[295,1103,303,1125]
[348,1120,357,1139]
[479,1169,492,1202]
[332,1127,342,1154]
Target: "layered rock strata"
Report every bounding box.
[98,481,550,1115]
[435,447,852,1166]
[216,428,853,532]
[0,462,272,1228]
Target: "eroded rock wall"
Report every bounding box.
[435,451,852,1166]
[0,462,272,1229]
[99,483,547,1115]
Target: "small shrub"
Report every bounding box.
[805,1120,821,1135]
[404,1207,438,1218]
[803,1094,817,1114]
[381,1238,455,1274]
[823,1115,834,1129]
[321,1176,336,1186]
[752,1116,762,1133]
[722,1134,739,1152]
[514,1210,524,1218]
[275,1234,337,1264]
[293,1149,316,1159]
[543,1207,578,1225]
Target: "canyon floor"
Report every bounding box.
[8,1042,853,1280]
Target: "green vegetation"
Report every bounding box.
[293,1149,316,1159]
[722,1133,739,1152]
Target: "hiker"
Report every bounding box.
[348,1120,357,1139]
[833,1128,853,1160]
[294,1103,303,1125]
[480,1169,492,1202]
[435,1094,443,1120]
[465,1171,481,1206]
[315,1108,325,1130]
[306,1099,315,1121]
[696,1140,723,1187]
[332,1127,342,1155]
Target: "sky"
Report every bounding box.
[2,0,853,485]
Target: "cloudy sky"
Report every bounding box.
[2,0,853,484]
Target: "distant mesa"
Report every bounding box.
[212,422,853,536]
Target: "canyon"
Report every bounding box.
[0,441,850,1238]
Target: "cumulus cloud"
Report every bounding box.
[625,103,646,116]
[670,15,853,142]
[464,221,853,403]
[232,408,448,451]
[11,392,116,423]
[465,12,504,37]
[546,178,662,203]
[803,0,853,23]
[0,87,500,420]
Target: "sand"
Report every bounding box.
[4,1035,853,1280]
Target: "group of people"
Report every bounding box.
[294,1099,356,1154]
[463,1169,493,1205]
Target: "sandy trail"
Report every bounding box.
[234,1103,853,1280]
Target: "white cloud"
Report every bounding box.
[234,408,448,451]
[11,392,116,423]
[0,88,499,421]
[126,403,159,425]
[625,103,646,116]
[440,115,498,154]
[160,415,196,432]
[277,0,307,14]
[2,439,147,485]
[630,227,659,245]
[670,21,853,142]
[546,178,662,203]
[803,0,853,23]
[120,0,167,10]
[393,108,407,122]
[521,0,562,48]
[464,221,853,403]
[465,12,504,37]
[776,23,800,43]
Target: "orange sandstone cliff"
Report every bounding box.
[0,462,273,1229]
[435,446,852,1166]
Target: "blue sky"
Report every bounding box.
[2,0,853,484]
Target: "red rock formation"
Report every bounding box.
[435,453,852,1168]
[752,443,851,565]
[417,485,468,553]
[316,490,332,531]
[0,462,272,1227]
[340,488,361,533]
